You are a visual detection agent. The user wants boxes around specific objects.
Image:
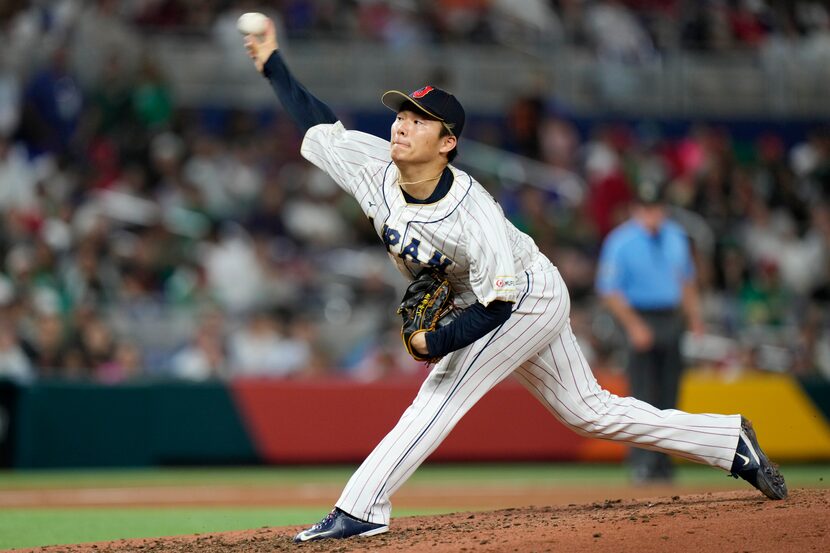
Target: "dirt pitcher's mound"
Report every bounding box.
[22,488,830,553]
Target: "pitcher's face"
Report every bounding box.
[390,110,455,165]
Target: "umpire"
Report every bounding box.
[596,179,704,484]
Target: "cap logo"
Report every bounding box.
[411,86,434,99]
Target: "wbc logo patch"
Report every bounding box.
[412,86,434,98]
[493,276,516,291]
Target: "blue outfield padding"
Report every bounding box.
[11,380,258,468]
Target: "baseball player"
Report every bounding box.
[243,19,787,544]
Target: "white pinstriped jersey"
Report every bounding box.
[301,121,540,307]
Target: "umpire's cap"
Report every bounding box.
[381,85,465,139]
[634,178,667,205]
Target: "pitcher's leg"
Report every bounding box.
[336,337,552,522]
[333,346,509,524]
[513,321,740,470]
[337,266,571,525]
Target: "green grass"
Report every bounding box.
[0,507,310,550]
[0,464,827,550]
[0,507,450,550]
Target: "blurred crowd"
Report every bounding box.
[0,0,829,384]
[5,1,830,54]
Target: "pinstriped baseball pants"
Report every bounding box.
[336,258,742,525]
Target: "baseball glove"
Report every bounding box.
[398,271,456,362]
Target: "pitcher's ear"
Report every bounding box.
[440,134,457,156]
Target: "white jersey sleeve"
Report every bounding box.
[464,191,519,306]
[300,122,391,197]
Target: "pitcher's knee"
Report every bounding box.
[566,419,599,437]
[557,406,610,437]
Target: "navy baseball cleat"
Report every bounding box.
[730,417,787,500]
[293,508,389,543]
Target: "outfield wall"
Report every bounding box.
[1,372,829,468]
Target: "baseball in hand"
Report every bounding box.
[237,12,268,35]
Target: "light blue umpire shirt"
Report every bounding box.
[596,219,695,310]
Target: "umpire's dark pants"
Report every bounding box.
[627,308,685,482]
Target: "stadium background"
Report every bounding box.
[1,0,830,549]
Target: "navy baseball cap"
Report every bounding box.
[381,85,465,139]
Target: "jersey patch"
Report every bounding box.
[493,276,517,293]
